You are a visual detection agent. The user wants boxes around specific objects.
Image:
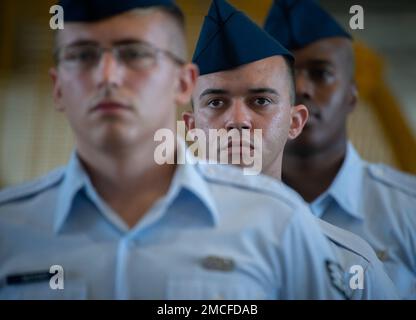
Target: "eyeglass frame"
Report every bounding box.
[53,39,186,71]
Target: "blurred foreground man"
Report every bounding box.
[265,0,416,299]
[185,0,398,299]
[0,0,346,299]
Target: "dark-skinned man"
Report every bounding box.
[264,0,416,299]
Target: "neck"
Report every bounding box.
[263,153,283,181]
[282,139,347,203]
[76,139,175,228]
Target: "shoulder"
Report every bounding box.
[316,218,380,264]
[195,163,306,209]
[0,167,65,206]
[365,163,416,198]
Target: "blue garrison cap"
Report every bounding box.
[264,0,351,50]
[59,0,179,22]
[192,0,293,76]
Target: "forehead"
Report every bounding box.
[294,37,351,67]
[195,56,288,94]
[57,10,168,47]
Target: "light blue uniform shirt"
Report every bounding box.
[266,177,398,300]
[310,142,416,299]
[0,152,345,299]
[315,218,398,299]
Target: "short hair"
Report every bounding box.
[129,6,187,60]
[156,5,187,60]
[158,5,185,33]
[283,55,296,105]
[53,5,187,64]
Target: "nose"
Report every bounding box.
[224,101,252,131]
[94,51,124,88]
[295,69,313,102]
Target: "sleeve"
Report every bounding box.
[276,206,347,299]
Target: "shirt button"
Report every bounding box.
[376,250,388,261]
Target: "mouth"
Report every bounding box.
[224,140,254,154]
[309,110,321,119]
[91,101,133,114]
[304,107,322,126]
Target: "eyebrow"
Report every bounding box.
[113,38,146,46]
[248,88,279,96]
[198,87,280,100]
[65,38,145,48]
[199,89,229,100]
[304,59,334,67]
[62,39,98,48]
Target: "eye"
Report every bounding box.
[65,47,99,63]
[120,48,141,60]
[309,68,333,83]
[119,46,154,62]
[207,99,225,109]
[253,97,272,107]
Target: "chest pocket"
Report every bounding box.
[0,281,87,300]
[166,273,270,300]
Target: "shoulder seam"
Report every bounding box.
[0,167,65,204]
[195,164,302,210]
[317,219,381,264]
[366,164,416,198]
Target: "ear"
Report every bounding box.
[49,67,65,112]
[174,63,199,106]
[347,81,358,114]
[288,104,309,140]
[182,111,196,130]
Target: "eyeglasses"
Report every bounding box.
[55,41,185,71]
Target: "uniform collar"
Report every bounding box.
[54,142,219,233]
[156,139,220,226]
[54,151,88,233]
[54,152,145,234]
[312,142,365,220]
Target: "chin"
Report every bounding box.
[286,135,323,156]
[96,128,141,150]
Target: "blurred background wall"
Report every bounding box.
[0,0,415,188]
